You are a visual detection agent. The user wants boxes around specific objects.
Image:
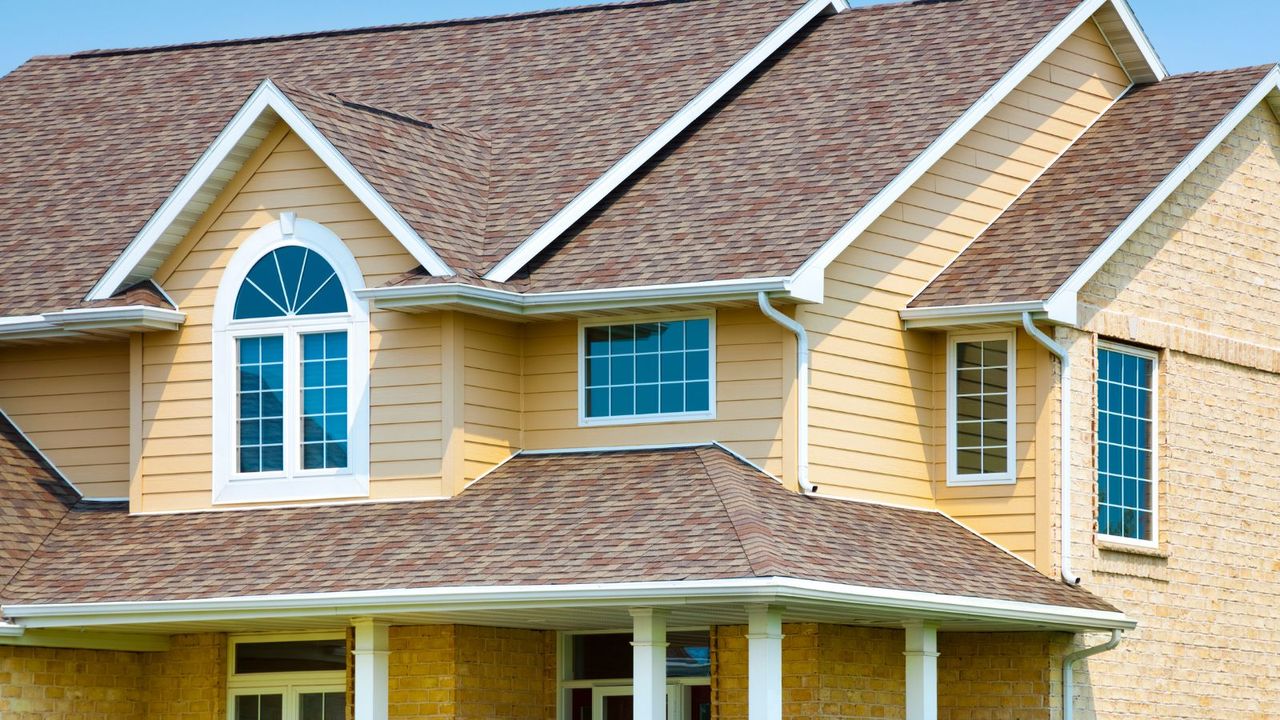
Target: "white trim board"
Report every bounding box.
[483,0,847,283]
[3,577,1135,633]
[85,79,454,302]
[785,0,1164,299]
[0,305,185,341]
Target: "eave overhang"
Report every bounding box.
[0,306,186,342]
[2,577,1135,636]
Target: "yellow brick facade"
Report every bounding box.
[0,633,225,720]
[388,625,555,720]
[1057,103,1280,717]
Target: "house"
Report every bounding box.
[1,0,1278,716]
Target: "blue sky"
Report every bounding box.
[0,1,1277,78]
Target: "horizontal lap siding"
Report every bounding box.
[141,127,441,511]
[803,20,1127,563]
[522,308,787,479]
[464,316,523,481]
[0,342,131,498]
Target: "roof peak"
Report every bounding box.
[66,0,697,61]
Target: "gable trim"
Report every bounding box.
[786,0,1163,299]
[85,80,454,302]
[482,0,846,283]
[1045,67,1280,324]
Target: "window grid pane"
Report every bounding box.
[585,319,710,420]
[301,331,349,469]
[954,339,1010,476]
[237,336,284,473]
[1097,347,1155,541]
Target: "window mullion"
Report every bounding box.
[285,329,300,477]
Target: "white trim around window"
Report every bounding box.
[576,312,717,427]
[1095,340,1160,549]
[212,216,370,505]
[227,631,347,720]
[946,331,1017,486]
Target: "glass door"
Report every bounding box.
[234,692,284,720]
[230,687,344,720]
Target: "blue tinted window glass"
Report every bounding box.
[582,319,711,419]
[300,331,348,470]
[233,248,346,319]
[237,336,284,473]
[1097,346,1155,542]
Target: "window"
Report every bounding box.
[228,634,346,720]
[560,630,711,720]
[947,332,1016,485]
[580,316,714,425]
[1097,342,1158,544]
[213,217,369,505]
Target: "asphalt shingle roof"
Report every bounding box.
[1,445,1115,613]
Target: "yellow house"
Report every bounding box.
[1,0,1278,717]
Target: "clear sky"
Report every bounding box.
[0,0,1277,78]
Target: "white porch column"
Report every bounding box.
[352,617,390,720]
[746,604,784,720]
[904,621,939,720]
[630,608,669,720]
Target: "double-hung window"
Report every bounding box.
[580,316,714,425]
[1096,342,1158,544]
[213,218,369,505]
[947,332,1016,485]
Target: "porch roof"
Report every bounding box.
[2,445,1118,628]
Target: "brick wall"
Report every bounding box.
[937,632,1067,720]
[388,625,554,720]
[0,645,143,720]
[141,633,226,720]
[1064,102,1280,717]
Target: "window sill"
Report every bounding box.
[1096,537,1169,558]
[213,473,369,505]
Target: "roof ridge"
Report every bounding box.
[65,0,700,61]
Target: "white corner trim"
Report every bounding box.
[483,0,841,283]
[86,79,453,302]
[1046,67,1280,322]
[2,577,1136,632]
[787,0,1129,295]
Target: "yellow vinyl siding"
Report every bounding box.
[138,126,442,512]
[0,342,131,498]
[802,19,1127,563]
[463,315,523,481]
[522,308,788,479]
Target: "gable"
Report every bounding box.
[1080,103,1280,352]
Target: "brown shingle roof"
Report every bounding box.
[910,66,1273,309]
[0,414,79,605]
[0,0,795,316]
[2,446,1114,612]
[507,0,1080,292]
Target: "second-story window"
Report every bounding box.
[213,217,370,505]
[947,332,1016,485]
[580,316,714,425]
[1097,342,1158,544]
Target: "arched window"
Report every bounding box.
[213,216,369,505]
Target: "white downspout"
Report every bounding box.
[758,292,817,493]
[1062,629,1122,718]
[1021,313,1081,585]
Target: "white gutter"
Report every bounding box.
[1063,629,1123,718]
[0,622,22,637]
[0,306,186,340]
[757,292,816,493]
[3,577,1133,632]
[356,276,814,317]
[1022,313,1080,585]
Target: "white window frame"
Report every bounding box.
[227,631,347,720]
[555,629,711,720]
[1095,340,1160,549]
[577,312,717,427]
[946,330,1017,486]
[212,217,370,505]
